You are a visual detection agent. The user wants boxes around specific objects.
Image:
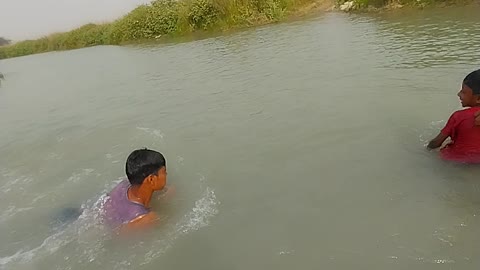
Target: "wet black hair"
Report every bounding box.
[125,148,166,186]
[464,69,480,95]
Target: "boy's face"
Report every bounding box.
[148,166,167,191]
[458,84,480,107]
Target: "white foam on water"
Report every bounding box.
[414,257,456,264]
[278,250,294,255]
[136,127,165,139]
[176,156,185,165]
[419,120,447,146]
[66,169,95,183]
[0,229,72,268]
[0,168,34,195]
[0,205,33,222]
[0,177,219,270]
[1,125,217,269]
[116,184,219,268]
[0,194,110,270]
[45,152,64,160]
[172,186,218,236]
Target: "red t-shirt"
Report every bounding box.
[440,107,480,163]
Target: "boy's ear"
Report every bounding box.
[146,174,155,185]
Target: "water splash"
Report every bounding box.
[0,195,109,270]
[0,176,219,270]
[139,186,219,266]
[136,127,165,139]
[419,120,447,146]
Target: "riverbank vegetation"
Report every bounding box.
[0,0,475,59]
[0,0,326,59]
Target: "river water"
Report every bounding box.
[1,6,480,270]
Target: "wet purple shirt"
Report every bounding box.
[104,179,149,229]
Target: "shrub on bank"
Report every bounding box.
[0,0,313,59]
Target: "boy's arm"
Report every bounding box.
[428,111,458,149]
[427,132,449,149]
[130,212,159,226]
[119,212,159,233]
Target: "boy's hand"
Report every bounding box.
[427,132,449,150]
[475,111,480,126]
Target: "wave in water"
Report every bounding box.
[0,179,219,270]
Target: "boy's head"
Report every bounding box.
[126,148,167,190]
[459,69,480,107]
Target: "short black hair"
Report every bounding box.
[464,69,480,95]
[125,148,166,186]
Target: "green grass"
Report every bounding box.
[0,0,318,59]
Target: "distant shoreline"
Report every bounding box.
[0,0,475,59]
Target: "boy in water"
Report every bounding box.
[427,69,480,163]
[104,148,172,231]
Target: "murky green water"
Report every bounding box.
[1,6,480,270]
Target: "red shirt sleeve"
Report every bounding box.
[441,111,459,137]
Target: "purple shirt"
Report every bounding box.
[104,179,149,229]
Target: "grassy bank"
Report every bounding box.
[0,0,327,59]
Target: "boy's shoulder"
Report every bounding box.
[447,107,480,126]
[451,107,480,117]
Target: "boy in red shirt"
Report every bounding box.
[428,69,480,163]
